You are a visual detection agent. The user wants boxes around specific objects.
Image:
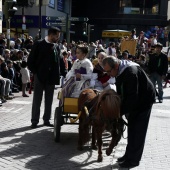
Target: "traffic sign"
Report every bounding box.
[70,17,89,22]
[22,24,26,30]
[46,22,66,27]
[46,16,66,21]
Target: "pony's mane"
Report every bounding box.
[96,89,121,120]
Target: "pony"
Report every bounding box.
[77,88,124,162]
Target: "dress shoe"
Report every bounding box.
[44,122,54,127]
[159,100,163,103]
[22,94,29,97]
[119,160,139,168]
[31,123,37,128]
[117,155,127,162]
[1,97,7,103]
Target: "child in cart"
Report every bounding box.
[59,45,93,105]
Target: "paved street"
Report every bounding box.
[0,87,170,170]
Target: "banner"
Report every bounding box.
[121,40,137,56]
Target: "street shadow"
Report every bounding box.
[0,128,117,170]
[163,96,170,100]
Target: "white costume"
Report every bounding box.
[90,74,116,91]
[20,67,30,84]
[64,58,93,97]
[106,47,116,56]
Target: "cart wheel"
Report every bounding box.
[54,107,62,142]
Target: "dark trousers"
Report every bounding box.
[125,105,153,163]
[31,74,55,124]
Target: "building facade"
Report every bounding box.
[2,0,72,40]
[72,0,169,43]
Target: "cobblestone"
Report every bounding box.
[0,88,170,169]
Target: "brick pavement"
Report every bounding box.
[0,87,170,170]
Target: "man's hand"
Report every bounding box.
[162,75,166,80]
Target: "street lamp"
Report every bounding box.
[4,0,18,49]
[16,0,35,44]
[39,0,42,39]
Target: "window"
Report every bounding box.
[119,0,160,15]
[49,0,55,9]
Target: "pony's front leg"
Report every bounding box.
[106,138,115,156]
[91,126,97,150]
[96,131,103,162]
[106,130,118,156]
[77,124,83,151]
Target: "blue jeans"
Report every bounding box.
[150,72,163,100]
[0,78,11,96]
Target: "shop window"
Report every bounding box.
[119,0,160,14]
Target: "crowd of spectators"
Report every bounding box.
[0,29,169,106]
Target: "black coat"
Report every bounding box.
[60,57,72,78]
[116,66,155,117]
[148,52,168,76]
[27,39,60,85]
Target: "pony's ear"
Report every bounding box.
[93,89,100,95]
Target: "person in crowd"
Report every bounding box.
[14,38,22,50]
[0,39,6,56]
[0,56,13,102]
[27,27,61,128]
[163,68,170,88]
[88,42,97,60]
[135,54,148,73]
[102,56,155,168]
[59,39,67,53]
[61,45,93,103]
[122,51,129,60]
[10,40,15,51]
[131,28,137,39]
[137,31,148,56]
[92,52,115,90]
[151,34,158,47]
[3,49,11,62]
[6,60,17,95]
[20,61,30,97]
[148,43,168,103]
[106,42,116,56]
[60,51,72,78]
[25,39,34,50]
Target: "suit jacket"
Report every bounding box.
[27,39,60,85]
[116,65,155,116]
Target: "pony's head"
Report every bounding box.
[96,89,121,121]
[78,88,97,111]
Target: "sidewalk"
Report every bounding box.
[0,88,169,169]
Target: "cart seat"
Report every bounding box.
[64,98,78,113]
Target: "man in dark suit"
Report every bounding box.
[27,27,61,128]
[148,43,168,103]
[102,56,155,168]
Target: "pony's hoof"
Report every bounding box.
[77,146,83,151]
[91,145,97,150]
[106,148,112,156]
[97,156,103,162]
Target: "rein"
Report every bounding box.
[99,109,127,138]
[81,91,100,120]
